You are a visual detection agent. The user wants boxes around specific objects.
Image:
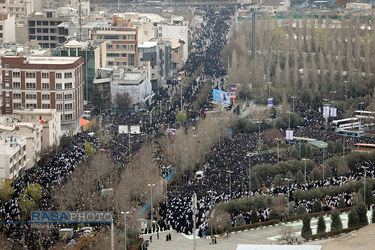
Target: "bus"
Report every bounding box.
[177,71,185,80]
[354,143,375,152]
[331,118,359,129]
[288,136,317,144]
[336,129,366,138]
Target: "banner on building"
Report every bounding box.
[213,89,230,104]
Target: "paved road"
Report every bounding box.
[147,211,372,250]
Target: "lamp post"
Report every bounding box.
[344,80,349,100]
[207,190,215,237]
[287,111,292,129]
[219,117,223,150]
[227,170,234,200]
[302,158,307,184]
[275,138,281,165]
[247,153,254,191]
[298,126,301,159]
[361,166,369,205]
[285,178,291,218]
[352,233,356,250]
[256,121,262,154]
[267,82,272,98]
[121,211,129,250]
[331,90,336,107]
[322,147,325,181]
[291,96,296,112]
[343,136,345,158]
[148,184,155,228]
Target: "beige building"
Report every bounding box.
[0,135,28,185]
[0,13,15,44]
[14,108,61,149]
[0,0,33,24]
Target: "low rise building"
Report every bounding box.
[260,0,291,14]
[0,135,28,185]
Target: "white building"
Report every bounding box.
[157,16,188,61]
[0,135,28,185]
[260,0,291,14]
[0,14,15,44]
[111,67,152,111]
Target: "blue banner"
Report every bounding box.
[213,89,230,104]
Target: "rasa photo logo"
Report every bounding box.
[31,211,113,223]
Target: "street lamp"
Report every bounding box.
[121,211,130,250]
[331,90,336,107]
[352,233,356,250]
[267,82,272,98]
[291,96,296,112]
[284,178,292,218]
[227,170,234,200]
[247,153,254,191]
[275,138,281,165]
[344,80,349,99]
[298,126,302,159]
[148,184,155,228]
[255,121,262,154]
[287,111,292,129]
[361,166,369,205]
[207,190,215,237]
[302,158,307,184]
[219,117,223,150]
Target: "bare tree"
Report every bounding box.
[115,92,132,110]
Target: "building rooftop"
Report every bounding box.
[15,108,56,114]
[138,41,158,48]
[0,135,26,155]
[25,56,80,65]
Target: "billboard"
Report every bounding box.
[286,130,294,140]
[119,125,128,134]
[323,104,331,118]
[267,98,273,108]
[130,126,141,134]
[119,125,141,134]
[213,89,230,104]
[230,84,237,92]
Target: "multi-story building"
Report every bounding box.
[157,16,188,61]
[111,66,152,111]
[14,108,61,149]
[138,40,172,90]
[93,68,111,109]
[0,13,15,44]
[27,9,70,48]
[0,135,28,185]
[0,56,84,134]
[52,40,107,103]
[91,23,138,68]
[0,0,33,24]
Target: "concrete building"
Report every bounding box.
[91,23,138,68]
[0,56,84,134]
[0,135,27,185]
[260,0,291,14]
[0,13,15,44]
[138,40,172,90]
[0,0,33,24]
[346,1,372,10]
[111,66,152,111]
[52,40,107,103]
[93,68,111,109]
[27,9,71,48]
[14,109,61,149]
[156,16,188,61]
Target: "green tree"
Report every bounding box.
[18,184,42,213]
[235,214,245,227]
[300,143,307,158]
[286,171,293,182]
[324,166,333,179]
[84,141,95,156]
[327,141,335,154]
[251,173,260,192]
[290,148,298,159]
[274,174,283,187]
[355,202,368,226]
[176,110,187,124]
[305,144,313,157]
[268,209,280,221]
[312,200,322,213]
[251,210,258,224]
[115,92,131,110]
[317,215,326,234]
[359,183,374,205]
[296,204,306,215]
[0,182,14,203]
[347,208,359,228]
[312,167,321,181]
[301,212,312,239]
[91,85,105,109]
[335,140,343,153]
[338,198,346,209]
[330,209,343,231]
[297,170,304,183]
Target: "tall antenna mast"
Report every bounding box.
[78,0,82,41]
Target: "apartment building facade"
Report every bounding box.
[0,56,84,133]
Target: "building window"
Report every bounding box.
[26,93,37,99]
[129,54,135,66]
[42,104,50,109]
[106,44,113,49]
[42,94,50,100]
[12,72,20,78]
[65,82,72,89]
[56,83,62,89]
[42,72,49,78]
[26,72,36,78]
[26,103,37,109]
[13,82,21,89]
[26,82,36,89]
[64,103,73,110]
[13,102,22,109]
[13,93,21,99]
[56,73,62,79]
[64,72,72,78]
[56,103,63,110]
[64,113,73,121]
[42,82,50,89]
[64,93,73,100]
[56,93,63,100]
[47,12,52,18]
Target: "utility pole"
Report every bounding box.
[291,96,296,112]
[247,153,253,191]
[362,166,369,205]
[302,158,307,184]
[251,10,255,60]
[192,193,197,250]
[227,170,234,200]
[148,184,155,228]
